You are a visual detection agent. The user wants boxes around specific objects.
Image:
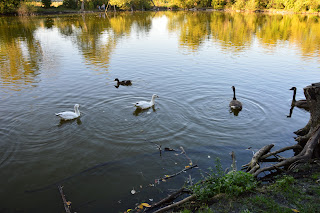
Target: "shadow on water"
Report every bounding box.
[133,106,156,116]
[58,118,82,127]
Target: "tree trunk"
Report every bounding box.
[81,0,85,11]
[295,83,320,146]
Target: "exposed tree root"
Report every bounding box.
[249,127,320,178]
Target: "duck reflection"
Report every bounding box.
[58,118,82,126]
[133,106,156,116]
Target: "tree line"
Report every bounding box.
[1,0,320,14]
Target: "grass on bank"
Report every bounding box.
[177,159,320,213]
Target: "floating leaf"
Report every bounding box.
[291,209,299,213]
[185,165,190,169]
[140,203,151,208]
[66,201,71,206]
[189,162,193,165]
[162,179,166,182]
[165,175,170,178]
[138,202,151,209]
[126,209,132,212]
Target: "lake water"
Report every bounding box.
[0,11,319,212]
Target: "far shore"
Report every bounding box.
[5,6,320,16]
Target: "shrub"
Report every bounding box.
[233,0,246,9]
[0,0,20,14]
[63,0,79,9]
[246,0,258,10]
[212,0,226,9]
[17,2,36,16]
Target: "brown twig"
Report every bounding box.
[58,185,71,213]
[153,194,196,213]
[155,164,198,183]
[145,187,190,212]
[180,146,193,166]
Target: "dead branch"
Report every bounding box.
[155,164,198,183]
[146,187,191,212]
[180,146,193,166]
[153,194,196,213]
[58,185,71,213]
[230,151,237,172]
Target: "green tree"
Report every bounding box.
[0,0,20,14]
[42,0,52,8]
[63,0,79,9]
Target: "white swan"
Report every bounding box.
[55,104,80,120]
[134,94,159,109]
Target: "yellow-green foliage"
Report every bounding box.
[153,0,320,12]
[17,2,36,16]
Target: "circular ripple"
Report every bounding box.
[83,93,196,147]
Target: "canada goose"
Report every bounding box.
[290,87,309,111]
[114,78,132,86]
[55,104,80,120]
[134,94,159,109]
[229,86,242,110]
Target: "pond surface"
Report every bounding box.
[0,11,319,212]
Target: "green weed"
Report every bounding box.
[191,159,257,202]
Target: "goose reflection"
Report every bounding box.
[133,105,156,116]
[58,118,82,126]
[290,87,309,111]
[287,87,309,118]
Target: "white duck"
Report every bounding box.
[134,94,159,109]
[55,104,80,120]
